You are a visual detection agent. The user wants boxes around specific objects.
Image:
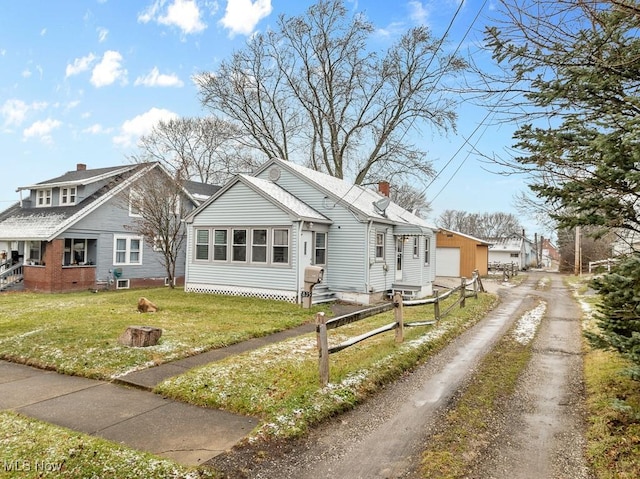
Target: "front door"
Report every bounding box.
[396,237,403,281]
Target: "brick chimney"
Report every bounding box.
[378,181,390,197]
[76,163,87,171]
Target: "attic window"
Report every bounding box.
[36,189,52,207]
[61,187,77,205]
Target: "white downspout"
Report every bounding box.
[365,220,372,293]
[296,221,303,304]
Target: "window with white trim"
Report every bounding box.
[214,229,227,261]
[375,232,385,260]
[232,229,247,262]
[114,236,142,265]
[129,189,143,217]
[424,237,431,265]
[36,189,52,207]
[313,232,327,265]
[413,237,419,258]
[61,187,77,205]
[194,227,291,266]
[252,229,267,263]
[195,230,209,260]
[272,229,289,264]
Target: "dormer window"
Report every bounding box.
[61,187,77,205]
[36,189,52,207]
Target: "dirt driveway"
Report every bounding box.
[212,271,591,478]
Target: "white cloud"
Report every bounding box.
[134,67,184,87]
[91,50,127,87]
[97,27,109,43]
[113,107,178,147]
[1,99,47,128]
[83,123,108,134]
[219,0,272,37]
[139,0,206,35]
[407,1,430,25]
[66,53,97,78]
[22,69,32,78]
[23,118,62,143]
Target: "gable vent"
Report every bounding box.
[268,167,281,181]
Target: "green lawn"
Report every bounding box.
[156,293,499,439]
[0,288,327,379]
[0,286,499,476]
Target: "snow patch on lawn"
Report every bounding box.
[512,302,547,345]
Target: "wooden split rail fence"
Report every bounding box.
[316,271,485,386]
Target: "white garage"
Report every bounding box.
[436,247,461,277]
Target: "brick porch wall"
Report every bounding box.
[23,239,96,292]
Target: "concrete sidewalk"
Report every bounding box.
[0,322,317,467]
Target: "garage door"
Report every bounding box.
[436,247,461,277]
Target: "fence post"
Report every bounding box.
[394,292,404,343]
[472,271,478,299]
[434,289,441,322]
[316,312,329,387]
[474,269,485,293]
[460,277,466,308]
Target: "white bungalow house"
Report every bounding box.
[183,158,437,305]
[486,232,536,270]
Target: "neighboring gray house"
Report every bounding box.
[184,158,437,305]
[0,162,217,292]
[486,232,536,270]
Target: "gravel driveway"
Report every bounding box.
[211,271,592,478]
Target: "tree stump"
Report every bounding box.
[118,326,162,347]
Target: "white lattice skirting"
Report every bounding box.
[185,283,298,303]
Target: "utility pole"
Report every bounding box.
[574,226,581,276]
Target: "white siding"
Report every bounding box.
[256,168,367,294]
[186,182,298,294]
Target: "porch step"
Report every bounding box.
[389,283,421,300]
[312,284,336,304]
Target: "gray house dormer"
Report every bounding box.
[0,162,218,292]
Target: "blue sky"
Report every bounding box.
[0,0,542,235]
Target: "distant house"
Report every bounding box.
[435,229,491,277]
[486,232,536,270]
[541,238,560,268]
[183,158,437,305]
[0,163,217,292]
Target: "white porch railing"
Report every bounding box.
[0,261,24,291]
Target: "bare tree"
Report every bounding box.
[195,0,467,191]
[133,117,260,186]
[123,164,190,288]
[436,209,523,238]
[389,183,431,218]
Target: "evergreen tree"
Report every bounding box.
[486,0,640,235]
[487,0,640,371]
[587,253,640,378]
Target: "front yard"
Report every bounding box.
[0,286,498,477]
[0,288,328,380]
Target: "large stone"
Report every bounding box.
[137,297,158,313]
[118,326,163,347]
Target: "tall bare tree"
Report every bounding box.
[123,164,191,288]
[436,209,523,238]
[195,0,467,190]
[133,117,260,186]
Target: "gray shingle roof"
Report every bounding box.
[267,158,435,232]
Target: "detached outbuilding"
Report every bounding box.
[435,229,491,278]
[183,158,437,305]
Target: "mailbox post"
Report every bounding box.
[303,265,324,308]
